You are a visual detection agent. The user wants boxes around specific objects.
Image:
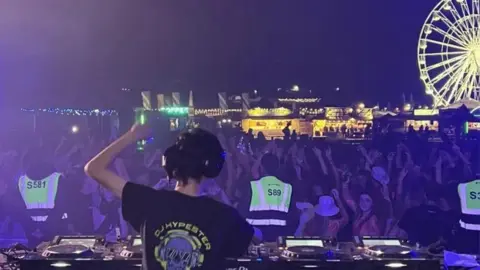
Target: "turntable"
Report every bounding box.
[281,246,335,260]
[278,237,348,261]
[354,237,424,259]
[42,235,105,259]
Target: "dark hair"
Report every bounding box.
[261,153,279,176]
[424,183,443,203]
[163,128,225,185]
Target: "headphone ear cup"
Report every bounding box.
[203,156,224,178]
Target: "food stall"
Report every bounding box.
[311,107,373,138]
[406,109,440,131]
[241,107,311,138]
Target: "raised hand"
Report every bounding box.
[331,189,340,200]
[452,144,461,153]
[312,147,322,156]
[399,167,409,179]
[325,147,333,160]
[387,152,395,161]
[299,207,315,224]
[129,124,152,141]
[357,145,366,153]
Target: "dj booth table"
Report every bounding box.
[224,258,441,270]
[17,258,441,270]
[10,235,443,270]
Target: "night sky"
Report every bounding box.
[0,0,439,108]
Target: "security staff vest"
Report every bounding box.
[18,172,61,222]
[458,180,480,231]
[247,176,292,226]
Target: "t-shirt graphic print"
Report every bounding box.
[153,221,210,269]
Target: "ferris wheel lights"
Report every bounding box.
[419,55,426,65]
[420,40,428,49]
[418,0,480,106]
[424,25,432,35]
[420,71,428,80]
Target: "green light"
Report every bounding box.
[140,114,146,125]
[159,107,189,116]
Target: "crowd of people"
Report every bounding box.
[0,125,477,249]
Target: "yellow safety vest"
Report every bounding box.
[247,176,292,226]
[18,173,61,222]
[459,180,480,231]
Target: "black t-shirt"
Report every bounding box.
[399,204,457,247]
[122,182,253,270]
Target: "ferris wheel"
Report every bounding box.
[418,0,480,107]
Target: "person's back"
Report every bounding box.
[123,185,252,269]
[399,186,456,247]
[85,125,253,269]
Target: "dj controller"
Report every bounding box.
[1,235,441,269]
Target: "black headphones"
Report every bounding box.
[162,129,225,180]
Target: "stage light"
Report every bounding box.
[71,125,79,133]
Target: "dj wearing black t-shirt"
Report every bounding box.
[85,124,254,269]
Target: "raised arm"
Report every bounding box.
[452,144,470,166]
[325,147,340,188]
[395,144,403,169]
[312,147,328,175]
[434,155,443,185]
[342,177,357,213]
[332,189,349,227]
[225,151,235,198]
[357,145,373,167]
[251,152,264,180]
[85,124,147,198]
[387,152,395,177]
[396,167,408,198]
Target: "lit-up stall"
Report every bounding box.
[407,109,440,131]
[241,107,311,138]
[405,120,439,131]
[312,119,327,137]
[242,118,299,138]
[465,122,480,133]
[311,107,373,137]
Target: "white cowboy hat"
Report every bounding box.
[372,166,390,185]
[315,196,339,217]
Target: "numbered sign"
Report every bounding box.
[466,181,480,210]
[268,188,282,197]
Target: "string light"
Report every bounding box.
[158,107,189,115]
[299,108,325,116]
[21,108,118,116]
[278,98,320,103]
[248,107,292,117]
[194,108,243,117]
